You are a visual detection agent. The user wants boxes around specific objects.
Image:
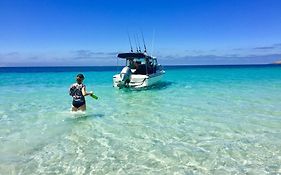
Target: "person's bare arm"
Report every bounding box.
[82,87,93,96]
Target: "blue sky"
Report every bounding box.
[0,0,281,66]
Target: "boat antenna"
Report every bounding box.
[141,30,147,53]
[136,34,142,52]
[133,35,138,52]
[127,31,133,52]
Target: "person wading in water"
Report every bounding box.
[69,74,93,111]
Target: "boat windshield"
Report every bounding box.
[126,57,156,75]
[127,58,146,67]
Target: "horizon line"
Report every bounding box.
[1,63,280,68]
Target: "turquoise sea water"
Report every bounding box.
[0,65,281,174]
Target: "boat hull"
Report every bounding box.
[113,71,165,88]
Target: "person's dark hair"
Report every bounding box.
[76,74,85,79]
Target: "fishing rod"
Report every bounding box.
[136,34,142,52]
[127,31,133,52]
[141,30,147,53]
[133,35,139,52]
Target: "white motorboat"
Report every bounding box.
[113,52,165,88]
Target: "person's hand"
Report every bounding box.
[89,91,93,95]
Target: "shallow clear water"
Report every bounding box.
[0,66,281,174]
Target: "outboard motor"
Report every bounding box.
[119,66,131,87]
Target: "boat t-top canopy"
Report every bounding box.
[117,52,153,60]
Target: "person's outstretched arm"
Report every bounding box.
[82,86,93,96]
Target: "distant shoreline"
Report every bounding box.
[272,60,281,64]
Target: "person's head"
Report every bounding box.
[134,61,140,68]
[76,74,85,84]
